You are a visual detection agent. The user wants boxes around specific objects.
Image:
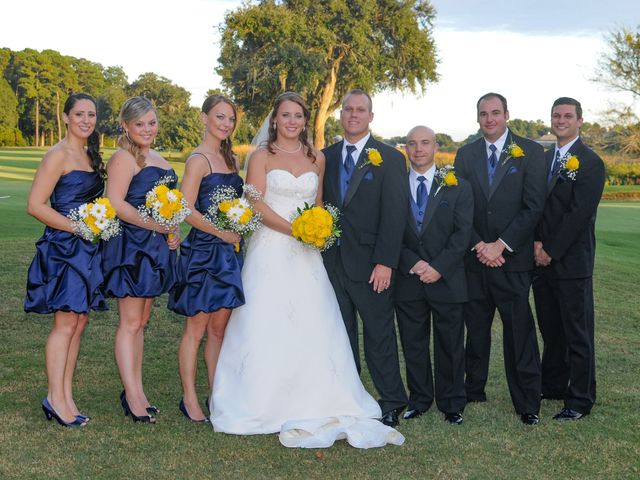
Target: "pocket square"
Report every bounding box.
[439,200,449,208]
[507,166,519,175]
[363,171,374,181]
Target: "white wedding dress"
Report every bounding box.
[210,169,404,448]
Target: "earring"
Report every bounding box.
[272,123,277,130]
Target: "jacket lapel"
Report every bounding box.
[546,147,558,196]
[488,132,512,199]
[471,139,490,199]
[420,181,441,232]
[326,141,344,206]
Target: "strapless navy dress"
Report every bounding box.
[102,166,177,298]
[168,173,245,316]
[24,170,108,314]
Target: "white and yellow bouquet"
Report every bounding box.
[205,184,262,238]
[558,153,580,180]
[138,176,191,238]
[291,203,341,251]
[68,197,121,243]
[433,164,458,197]
[501,141,525,165]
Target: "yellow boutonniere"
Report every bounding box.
[360,148,383,169]
[502,141,525,165]
[559,153,580,180]
[433,165,458,197]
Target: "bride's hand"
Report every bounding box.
[218,230,241,245]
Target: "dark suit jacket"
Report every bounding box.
[536,138,605,279]
[395,175,474,304]
[454,130,546,272]
[322,135,408,281]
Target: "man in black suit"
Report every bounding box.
[454,92,546,425]
[533,97,605,420]
[322,89,408,427]
[394,126,473,425]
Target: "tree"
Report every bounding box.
[218,0,439,148]
[595,26,640,97]
[97,66,128,146]
[507,118,549,139]
[0,77,20,146]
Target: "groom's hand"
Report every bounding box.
[369,264,392,293]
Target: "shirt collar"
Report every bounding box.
[409,163,436,184]
[343,133,371,159]
[485,128,510,155]
[555,136,580,158]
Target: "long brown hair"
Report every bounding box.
[117,96,156,168]
[202,94,238,172]
[267,92,315,162]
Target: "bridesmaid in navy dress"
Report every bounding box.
[168,95,244,422]
[25,93,106,427]
[102,96,180,423]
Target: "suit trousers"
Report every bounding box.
[326,253,408,414]
[464,268,541,414]
[533,271,596,413]
[395,297,466,414]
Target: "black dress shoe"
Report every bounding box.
[553,408,587,421]
[403,409,426,420]
[444,412,463,425]
[380,408,402,427]
[520,413,540,425]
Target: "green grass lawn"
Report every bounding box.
[1,149,639,479]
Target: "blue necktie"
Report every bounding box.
[416,175,428,209]
[548,149,561,183]
[344,145,356,179]
[488,144,498,185]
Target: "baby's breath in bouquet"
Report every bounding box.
[68,197,121,243]
[291,203,341,251]
[138,175,191,238]
[205,184,262,251]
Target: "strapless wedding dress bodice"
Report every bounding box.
[210,169,404,449]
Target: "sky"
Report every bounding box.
[2,0,639,141]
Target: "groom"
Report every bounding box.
[322,89,408,427]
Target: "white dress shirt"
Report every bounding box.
[342,133,371,166]
[409,164,436,203]
[484,128,510,160]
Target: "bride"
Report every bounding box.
[210,92,404,448]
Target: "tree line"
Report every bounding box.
[0,47,205,150]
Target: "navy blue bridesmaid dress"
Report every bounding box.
[24,170,108,314]
[102,166,178,298]
[168,172,245,316]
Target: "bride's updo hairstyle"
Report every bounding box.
[118,96,156,168]
[202,94,238,173]
[267,91,316,162]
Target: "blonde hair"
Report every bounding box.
[118,96,156,167]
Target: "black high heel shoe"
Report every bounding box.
[179,398,209,423]
[42,398,86,427]
[120,391,155,424]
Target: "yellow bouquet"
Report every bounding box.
[291,203,341,251]
[68,197,121,243]
[138,175,191,238]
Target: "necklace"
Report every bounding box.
[273,141,302,154]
